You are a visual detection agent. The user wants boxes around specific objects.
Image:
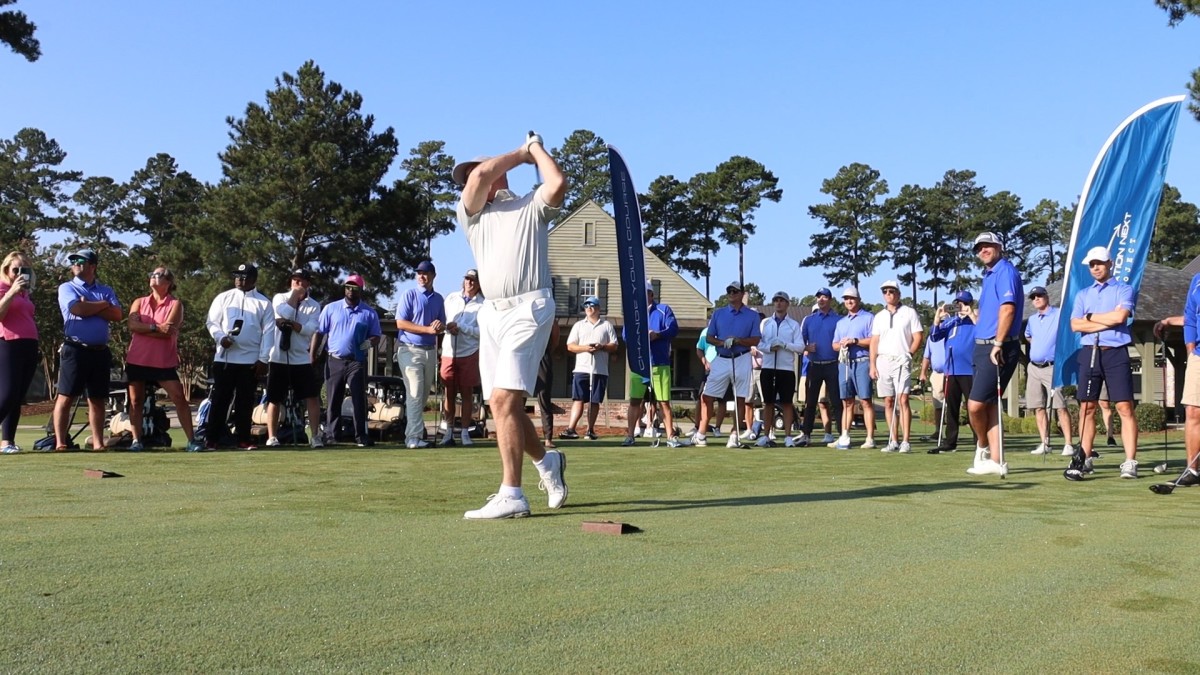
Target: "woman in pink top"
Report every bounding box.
[0,252,39,454]
[125,266,201,452]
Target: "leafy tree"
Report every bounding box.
[1157,0,1200,120]
[400,140,457,257]
[1149,183,1200,267]
[126,153,209,254]
[924,169,988,292]
[880,184,940,303]
[713,281,764,308]
[641,174,717,281]
[210,60,424,299]
[0,0,39,62]
[550,129,610,222]
[801,162,888,289]
[686,170,729,300]
[69,176,134,251]
[710,156,783,289]
[0,128,81,248]
[1019,199,1073,285]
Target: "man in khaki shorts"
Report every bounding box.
[1154,271,1200,488]
[1023,286,1074,457]
[453,133,568,519]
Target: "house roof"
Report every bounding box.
[1027,261,1191,321]
[1183,253,1200,278]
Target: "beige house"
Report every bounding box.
[547,200,712,400]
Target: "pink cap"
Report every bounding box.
[343,274,366,289]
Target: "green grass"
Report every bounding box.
[2,428,1198,673]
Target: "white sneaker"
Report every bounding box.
[1031,443,1048,456]
[973,447,989,468]
[881,441,898,453]
[860,439,876,450]
[834,435,851,450]
[726,435,741,448]
[1120,459,1138,479]
[666,437,690,448]
[265,437,281,447]
[898,441,911,454]
[784,436,796,448]
[967,459,1008,477]
[309,435,324,448]
[692,434,707,447]
[406,439,430,449]
[464,494,531,519]
[537,450,568,508]
[739,429,756,441]
[1061,444,1075,456]
[461,430,473,446]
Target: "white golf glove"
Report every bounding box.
[359,340,371,351]
[723,337,735,349]
[525,131,543,152]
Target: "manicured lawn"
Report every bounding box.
[1,428,1197,673]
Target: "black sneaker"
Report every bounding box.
[1172,470,1200,487]
[558,429,580,440]
[584,431,598,441]
[1107,436,1117,447]
[356,439,375,448]
[1064,452,1087,481]
[928,445,955,455]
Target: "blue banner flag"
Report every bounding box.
[607,145,651,383]
[1053,96,1184,388]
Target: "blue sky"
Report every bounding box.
[4,0,1199,308]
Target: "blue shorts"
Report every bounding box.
[570,372,607,404]
[57,342,112,399]
[838,359,872,401]
[1076,345,1134,403]
[968,342,1021,403]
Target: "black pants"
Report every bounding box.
[206,361,257,445]
[0,338,39,442]
[325,357,367,443]
[535,351,553,439]
[802,361,841,435]
[942,374,974,448]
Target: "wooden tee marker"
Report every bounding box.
[581,521,641,535]
[84,469,123,479]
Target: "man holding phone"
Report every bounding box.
[203,263,271,449]
[560,296,617,441]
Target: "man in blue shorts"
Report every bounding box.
[966,232,1024,477]
[560,296,617,441]
[1064,246,1139,481]
[830,287,876,449]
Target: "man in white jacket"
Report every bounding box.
[203,263,272,449]
[757,290,804,447]
[261,268,323,448]
[439,269,485,446]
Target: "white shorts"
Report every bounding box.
[478,289,555,399]
[703,353,752,400]
[876,356,912,397]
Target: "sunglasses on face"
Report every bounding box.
[883,289,899,295]
[70,259,88,266]
[149,272,168,279]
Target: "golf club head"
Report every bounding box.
[1149,482,1176,494]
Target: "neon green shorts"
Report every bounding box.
[630,365,671,401]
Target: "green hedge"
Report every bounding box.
[1064,402,1165,434]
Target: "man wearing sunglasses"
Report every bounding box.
[317,274,381,447]
[52,248,121,451]
[869,280,923,454]
[203,263,272,449]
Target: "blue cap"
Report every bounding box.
[954,290,974,304]
[583,296,600,307]
[815,287,832,298]
[416,260,436,273]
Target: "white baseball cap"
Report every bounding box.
[880,279,901,292]
[1082,246,1112,264]
[973,232,1004,251]
[841,286,860,299]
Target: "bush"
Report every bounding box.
[1135,403,1165,433]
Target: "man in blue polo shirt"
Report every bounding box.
[830,287,876,449]
[318,274,382,447]
[1153,272,1200,489]
[52,248,121,451]
[966,232,1024,477]
[1065,246,1139,481]
[396,260,447,449]
[1023,286,1075,457]
[797,287,840,446]
[694,281,761,448]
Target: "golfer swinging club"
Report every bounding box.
[965,232,1024,477]
[454,132,568,519]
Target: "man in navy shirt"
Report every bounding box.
[1023,286,1074,457]
[798,288,840,446]
[1065,246,1139,481]
[966,232,1023,477]
[52,248,121,451]
[396,260,447,449]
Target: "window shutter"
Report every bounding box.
[568,277,579,315]
[598,278,609,314]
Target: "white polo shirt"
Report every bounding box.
[567,317,618,376]
[458,187,559,300]
[871,305,923,358]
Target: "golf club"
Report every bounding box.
[728,346,748,449]
[528,130,542,184]
[1149,451,1200,494]
[1158,337,1169,473]
[937,346,951,450]
[1066,335,1102,480]
[995,352,1006,478]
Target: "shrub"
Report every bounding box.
[1135,403,1165,433]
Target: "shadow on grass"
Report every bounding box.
[574,479,1035,513]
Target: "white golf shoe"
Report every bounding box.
[1061,444,1075,456]
[967,459,1008,477]
[464,494,531,519]
[536,450,568,509]
[1031,443,1049,455]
